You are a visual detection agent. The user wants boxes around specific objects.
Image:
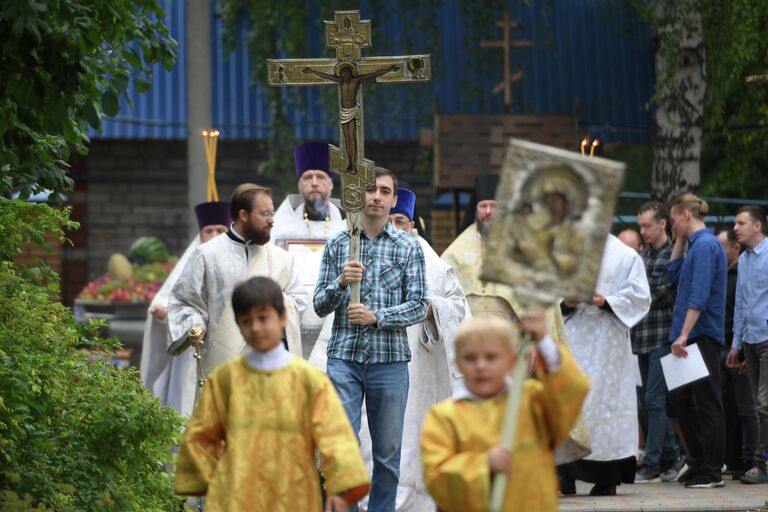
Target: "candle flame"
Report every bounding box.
[591,139,599,148]
[581,139,588,147]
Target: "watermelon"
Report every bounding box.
[129,236,169,263]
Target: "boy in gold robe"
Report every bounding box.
[420,313,590,512]
[175,276,370,512]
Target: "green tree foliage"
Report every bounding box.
[629,0,768,200]
[0,199,184,511]
[0,1,178,201]
[698,0,768,198]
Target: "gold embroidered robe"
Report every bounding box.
[420,348,590,512]
[175,356,370,511]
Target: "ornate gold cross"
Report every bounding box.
[268,10,431,303]
[479,11,533,108]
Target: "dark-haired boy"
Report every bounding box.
[176,276,370,511]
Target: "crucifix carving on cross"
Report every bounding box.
[479,10,533,108]
[267,10,431,303]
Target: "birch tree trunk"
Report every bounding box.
[651,0,706,203]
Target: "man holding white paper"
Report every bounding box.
[666,193,727,489]
[728,206,768,484]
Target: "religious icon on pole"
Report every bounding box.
[480,138,624,511]
[482,138,625,304]
[267,10,432,303]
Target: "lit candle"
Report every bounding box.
[581,138,588,156]
[590,138,599,158]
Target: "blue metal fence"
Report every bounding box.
[94,0,655,142]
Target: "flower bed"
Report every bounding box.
[76,259,177,302]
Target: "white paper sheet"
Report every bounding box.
[660,343,710,391]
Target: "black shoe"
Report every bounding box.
[589,484,617,496]
[558,471,576,495]
[677,464,697,483]
[684,473,725,488]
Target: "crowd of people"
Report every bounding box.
[617,198,767,490]
[138,141,767,511]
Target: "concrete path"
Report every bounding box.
[559,480,767,511]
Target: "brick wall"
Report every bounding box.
[434,113,577,190]
[69,139,427,301]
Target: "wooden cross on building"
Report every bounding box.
[267,10,431,302]
[479,10,533,109]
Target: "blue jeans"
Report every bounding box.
[327,357,408,512]
[638,344,680,470]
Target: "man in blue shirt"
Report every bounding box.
[314,167,428,511]
[727,205,768,484]
[667,193,727,488]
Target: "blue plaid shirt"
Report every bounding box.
[313,221,428,363]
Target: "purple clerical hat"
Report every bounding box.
[294,141,331,178]
[194,201,231,230]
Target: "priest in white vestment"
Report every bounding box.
[140,201,230,416]
[558,233,651,496]
[271,142,347,357]
[167,184,306,404]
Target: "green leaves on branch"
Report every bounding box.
[0,0,178,202]
[0,200,184,511]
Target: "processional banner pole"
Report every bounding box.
[480,139,625,511]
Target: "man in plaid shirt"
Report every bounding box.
[314,167,428,512]
[631,201,683,482]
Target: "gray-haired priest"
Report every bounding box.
[271,141,347,356]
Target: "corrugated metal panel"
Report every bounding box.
[94,0,187,139]
[93,0,653,143]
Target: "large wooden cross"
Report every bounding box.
[268,10,431,303]
[479,10,533,109]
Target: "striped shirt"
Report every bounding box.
[313,221,428,363]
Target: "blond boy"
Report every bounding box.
[420,312,590,511]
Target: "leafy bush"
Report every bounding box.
[0,199,184,511]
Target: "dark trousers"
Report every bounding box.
[720,350,759,469]
[743,340,768,464]
[638,344,680,470]
[669,336,725,481]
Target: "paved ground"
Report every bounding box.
[559,480,768,511]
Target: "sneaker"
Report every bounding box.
[635,465,661,483]
[661,457,685,482]
[732,468,747,480]
[739,465,768,484]
[677,464,697,483]
[684,474,725,488]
